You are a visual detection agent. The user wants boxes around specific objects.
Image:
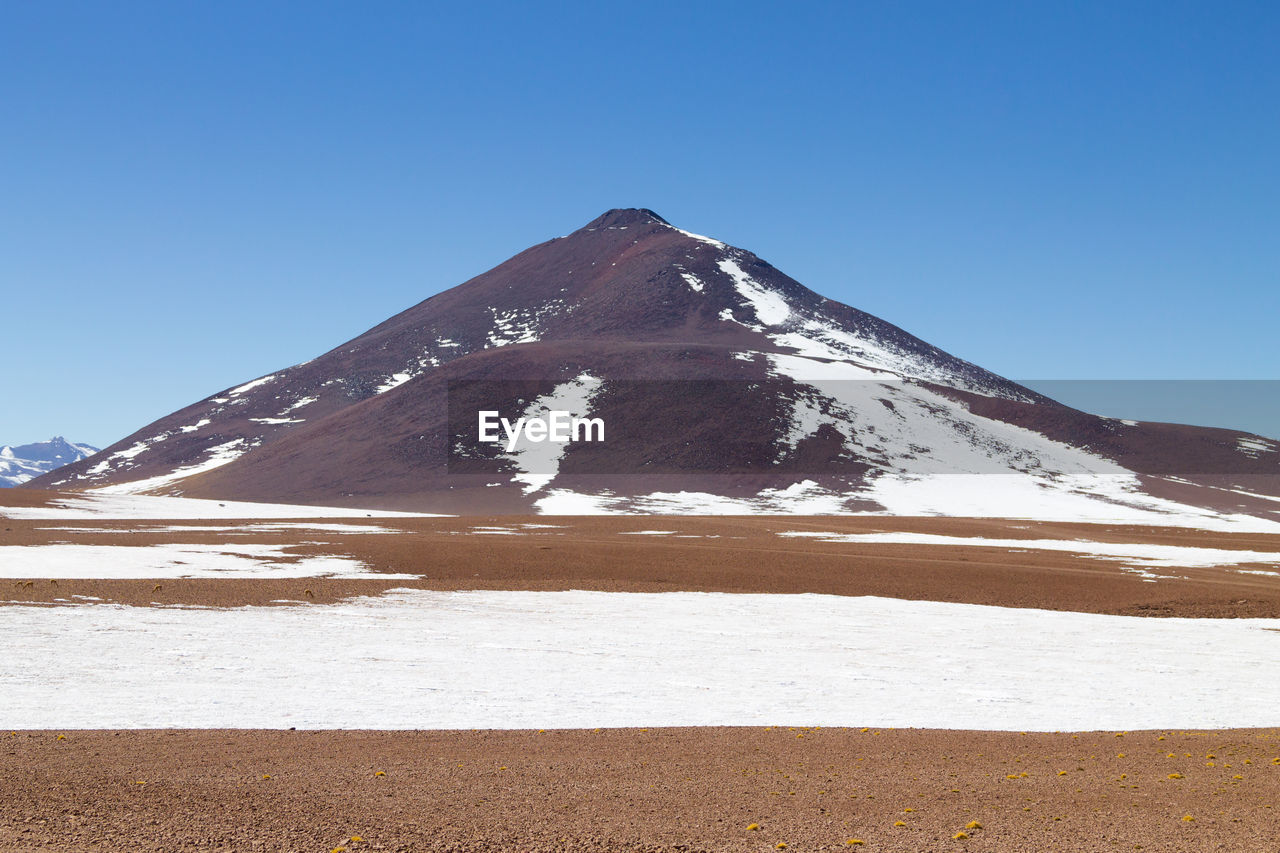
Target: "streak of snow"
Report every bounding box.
[1238,437,1279,458]
[375,372,414,394]
[0,543,417,580]
[0,494,437,520]
[504,373,603,494]
[227,375,277,397]
[37,523,401,535]
[90,439,257,496]
[667,224,727,249]
[862,473,1280,532]
[775,531,1280,570]
[718,258,790,327]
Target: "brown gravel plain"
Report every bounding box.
[5,728,1280,852]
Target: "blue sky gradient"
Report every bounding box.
[2,1,1277,446]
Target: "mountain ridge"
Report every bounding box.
[2,437,99,488]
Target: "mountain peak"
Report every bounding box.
[583,208,670,230]
[1,435,98,487]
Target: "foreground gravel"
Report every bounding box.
[4,727,1280,852]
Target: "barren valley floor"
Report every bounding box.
[4,490,1280,850]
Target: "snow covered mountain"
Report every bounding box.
[29,209,1280,522]
[1,437,99,488]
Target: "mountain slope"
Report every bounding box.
[29,209,1280,522]
[1,437,99,487]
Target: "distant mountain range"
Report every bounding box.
[1,437,99,488]
[28,208,1280,520]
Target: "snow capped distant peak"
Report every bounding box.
[0,436,99,488]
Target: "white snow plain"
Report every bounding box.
[4,589,1279,730]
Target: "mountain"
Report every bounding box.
[1,437,99,488]
[28,209,1280,521]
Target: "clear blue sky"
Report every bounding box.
[2,1,1277,448]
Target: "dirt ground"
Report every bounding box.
[6,493,1280,851]
[4,727,1280,852]
[4,511,1280,617]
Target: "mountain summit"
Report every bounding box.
[2,437,99,487]
[31,210,1280,520]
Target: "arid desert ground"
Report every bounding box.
[4,489,1280,851]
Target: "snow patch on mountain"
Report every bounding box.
[227,374,277,397]
[375,372,415,394]
[718,258,790,327]
[774,374,1119,477]
[1238,436,1278,458]
[282,396,318,413]
[666,224,727,250]
[504,373,603,494]
[92,438,259,496]
[487,305,546,348]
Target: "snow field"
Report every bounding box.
[4,589,1279,730]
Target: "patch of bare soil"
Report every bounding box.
[3,514,1279,616]
[4,728,1280,852]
